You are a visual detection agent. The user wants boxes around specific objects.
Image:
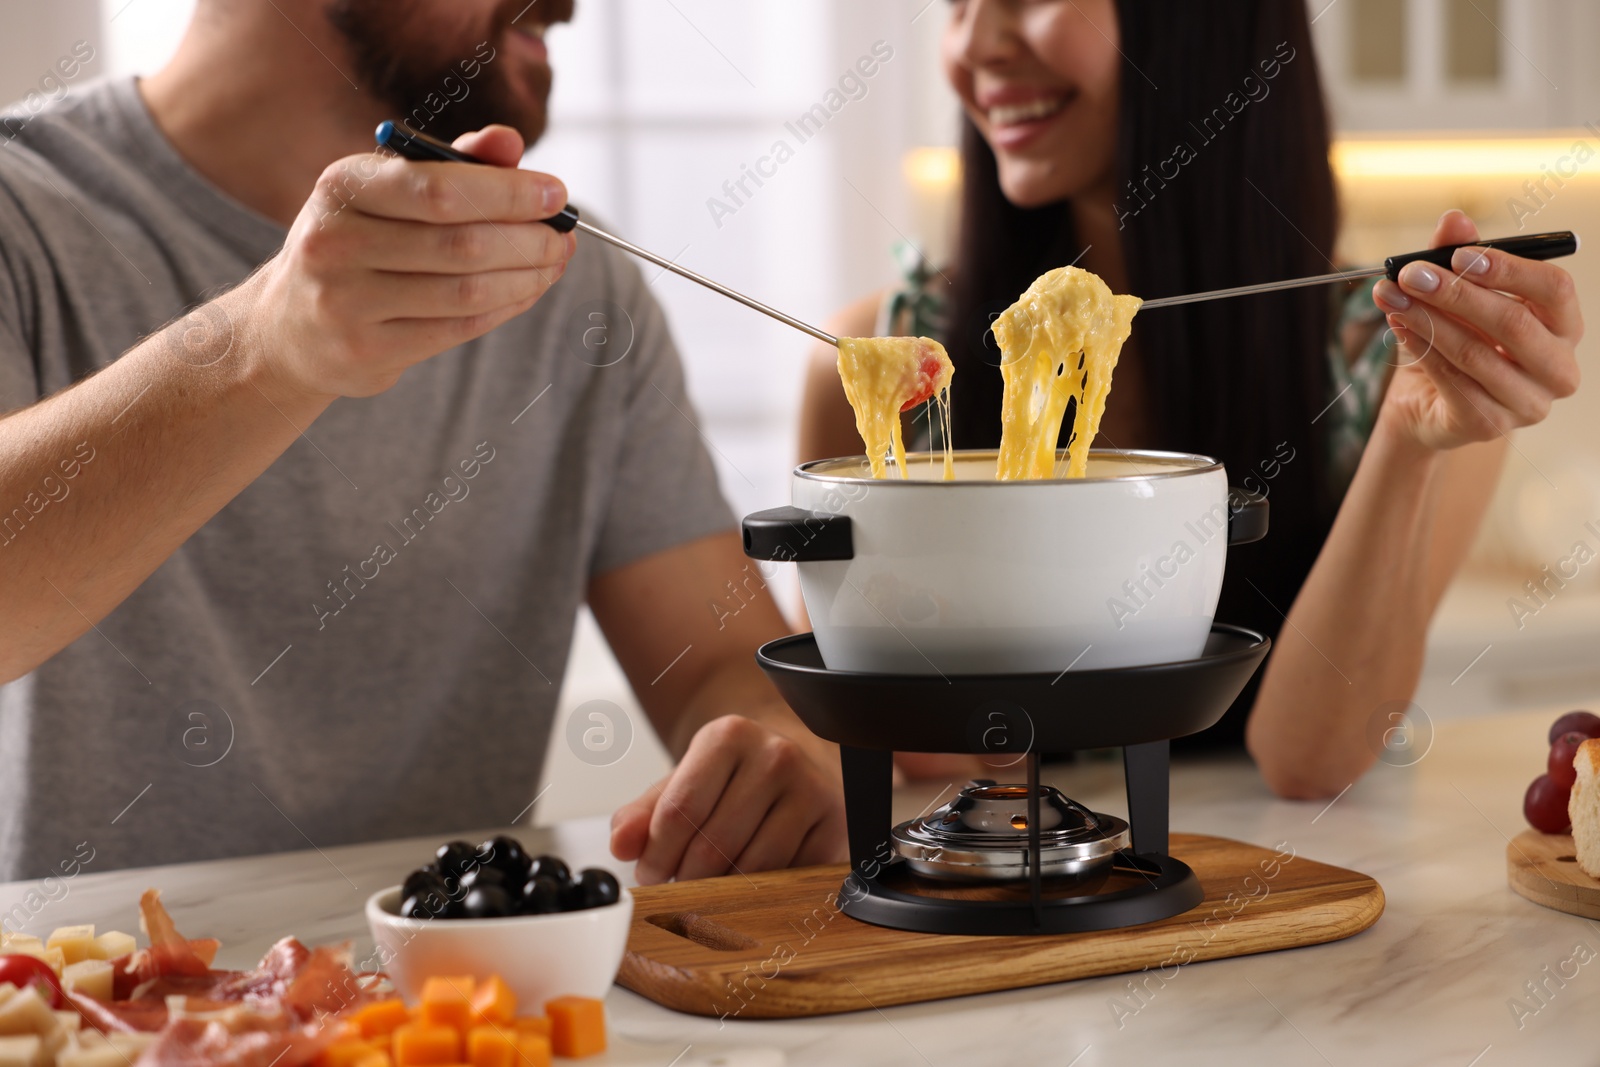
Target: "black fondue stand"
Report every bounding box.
[741,490,1271,937]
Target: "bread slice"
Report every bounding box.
[1570,739,1600,879]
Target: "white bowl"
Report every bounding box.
[365,885,633,1008]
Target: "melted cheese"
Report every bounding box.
[992,266,1141,480]
[836,336,955,479]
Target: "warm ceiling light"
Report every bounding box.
[1332,134,1600,179]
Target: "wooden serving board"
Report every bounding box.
[1508,829,1600,918]
[618,833,1383,1018]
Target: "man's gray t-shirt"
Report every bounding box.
[0,79,734,881]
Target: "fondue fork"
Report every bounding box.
[1138,231,1579,310]
[375,122,841,346]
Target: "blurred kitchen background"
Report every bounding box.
[4,0,1600,820]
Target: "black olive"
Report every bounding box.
[462,884,515,919]
[481,835,532,878]
[459,865,508,892]
[527,855,571,886]
[435,840,478,879]
[400,888,451,920]
[559,879,589,911]
[402,866,447,901]
[520,874,564,914]
[576,868,621,909]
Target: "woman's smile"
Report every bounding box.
[977,85,1080,151]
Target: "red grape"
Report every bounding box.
[1550,732,1588,790]
[1548,710,1600,744]
[1525,774,1572,834]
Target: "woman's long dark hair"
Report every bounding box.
[945,1,1340,746]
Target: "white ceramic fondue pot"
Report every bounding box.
[742,449,1266,675]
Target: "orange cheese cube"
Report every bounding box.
[465,1027,515,1067]
[543,997,606,1058]
[316,1041,377,1067]
[418,977,477,1031]
[509,1017,550,1039]
[469,976,516,1026]
[511,1033,550,1067]
[392,1022,461,1067]
[354,1053,394,1067]
[352,999,412,1039]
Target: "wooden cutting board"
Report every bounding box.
[618,833,1383,1019]
[1507,829,1600,918]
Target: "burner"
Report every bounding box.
[752,625,1273,935]
[892,783,1129,883]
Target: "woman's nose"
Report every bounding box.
[949,0,1024,69]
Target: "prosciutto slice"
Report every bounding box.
[130,1016,338,1067]
[69,889,381,1064]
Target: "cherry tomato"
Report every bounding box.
[0,954,64,1008]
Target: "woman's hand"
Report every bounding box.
[1372,209,1581,451]
[609,715,847,885]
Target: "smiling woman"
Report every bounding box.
[801,0,1585,798]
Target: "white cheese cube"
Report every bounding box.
[0,990,53,1037]
[0,1035,40,1067]
[59,960,112,1002]
[44,1010,81,1055]
[56,1043,125,1067]
[44,927,95,966]
[106,1032,153,1058]
[90,932,135,962]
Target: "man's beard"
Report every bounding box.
[327,0,572,145]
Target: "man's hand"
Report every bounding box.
[587,532,848,886]
[609,715,846,885]
[246,125,575,400]
[1374,209,1582,451]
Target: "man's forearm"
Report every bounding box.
[1,280,331,682]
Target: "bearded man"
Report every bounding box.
[0,0,846,884]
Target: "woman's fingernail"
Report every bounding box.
[1375,280,1411,310]
[1400,262,1441,292]
[1451,247,1491,275]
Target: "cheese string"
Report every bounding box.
[993,267,1142,480]
[834,267,1137,482]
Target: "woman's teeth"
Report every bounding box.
[988,97,1067,126]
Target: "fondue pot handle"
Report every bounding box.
[742,506,854,562]
[1227,488,1269,545]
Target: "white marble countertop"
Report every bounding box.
[6,708,1600,1066]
